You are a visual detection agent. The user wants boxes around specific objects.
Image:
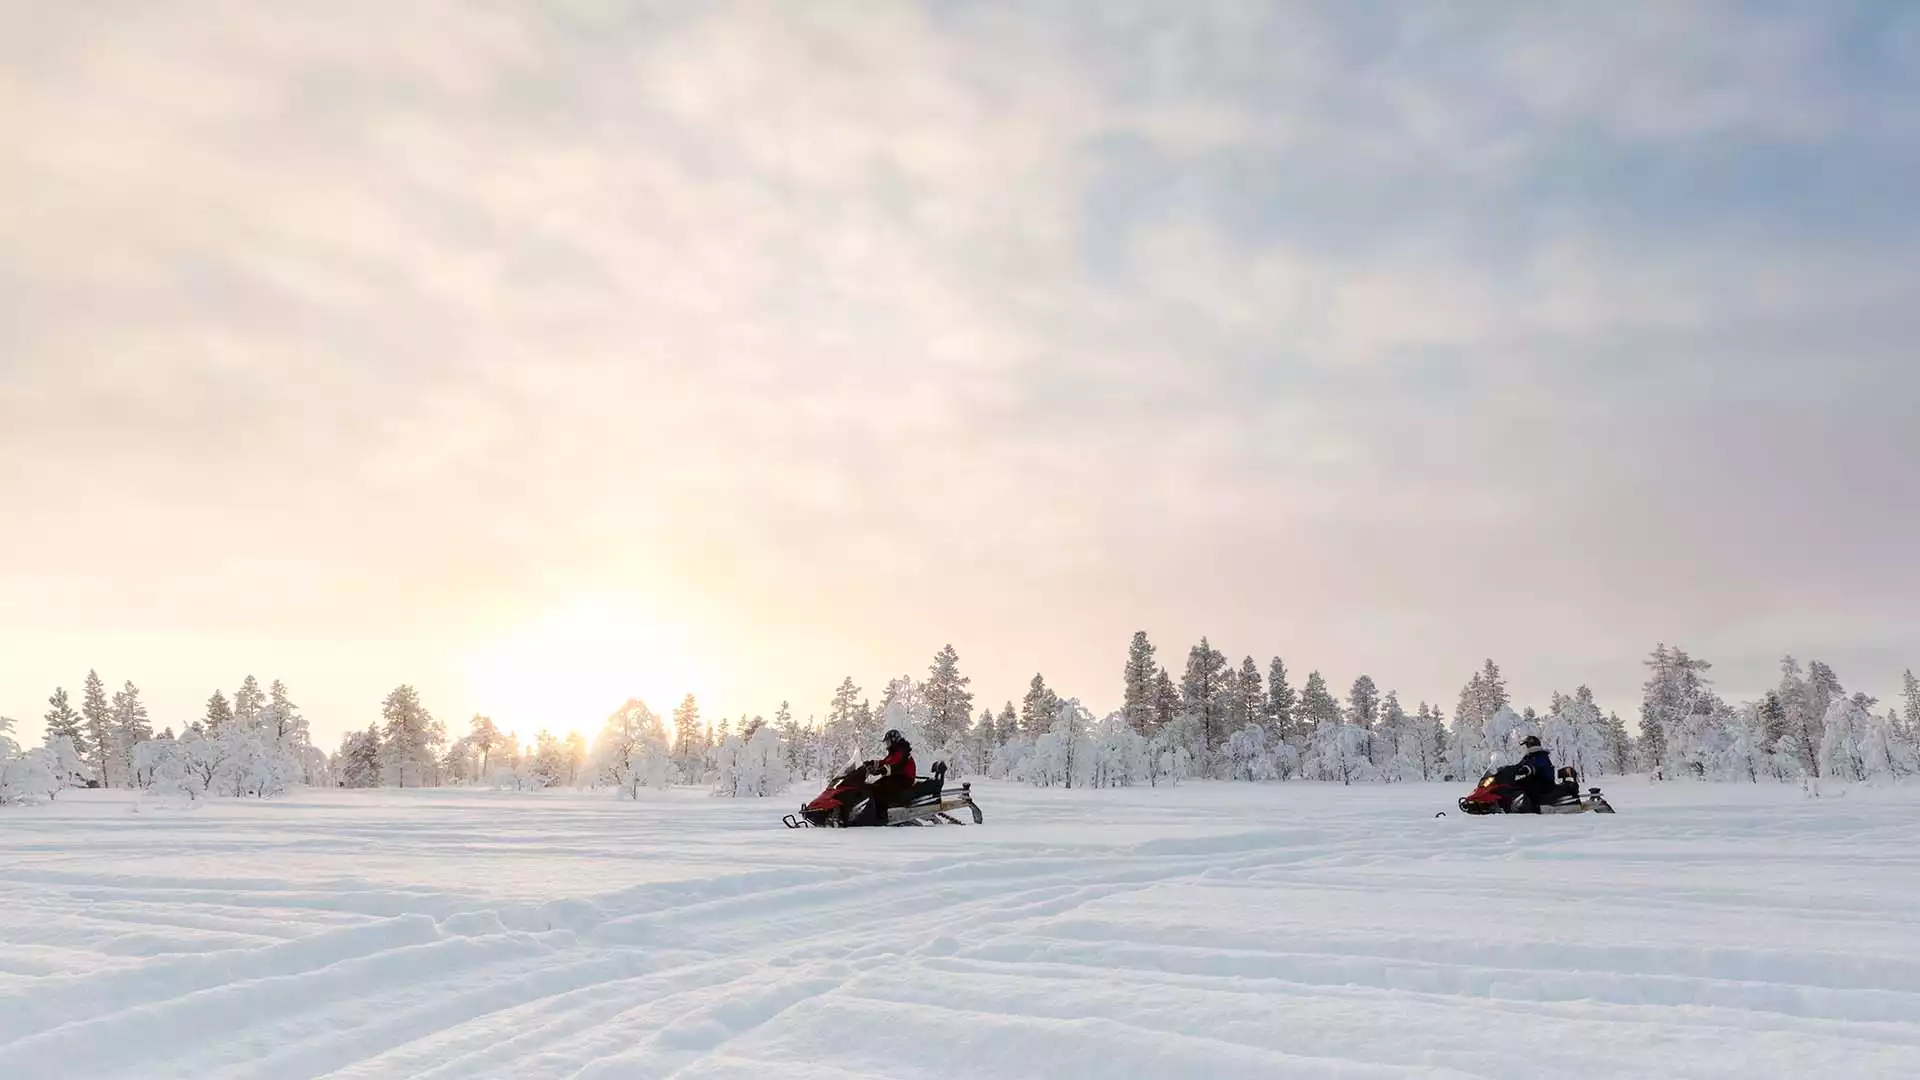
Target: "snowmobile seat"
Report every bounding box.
[908,761,948,803]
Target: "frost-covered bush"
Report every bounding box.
[592,699,673,799]
[1,717,59,806]
[1086,712,1150,788]
[711,725,790,797]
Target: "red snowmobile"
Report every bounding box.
[1454,764,1615,815]
[783,760,984,828]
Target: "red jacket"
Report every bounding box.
[876,746,916,784]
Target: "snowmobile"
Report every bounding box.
[782,760,984,828]
[1453,764,1615,816]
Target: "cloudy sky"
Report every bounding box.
[4,1,1917,746]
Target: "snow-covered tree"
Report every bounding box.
[233,675,265,726]
[1347,675,1379,730]
[1143,666,1172,729]
[711,725,791,797]
[203,689,234,735]
[592,699,672,797]
[466,714,502,778]
[43,734,89,795]
[1232,656,1265,733]
[1,716,60,806]
[42,688,90,785]
[1404,703,1447,780]
[1818,695,1874,781]
[923,644,974,750]
[1179,639,1230,772]
[672,694,708,783]
[110,681,153,788]
[379,685,443,787]
[1086,711,1151,788]
[1541,686,1610,782]
[1223,723,1278,781]
[80,671,113,788]
[336,725,382,788]
[1020,673,1060,740]
[1298,670,1341,732]
[1020,697,1093,788]
[1903,670,1920,738]
[1640,645,1717,779]
[1304,718,1376,785]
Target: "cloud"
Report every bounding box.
[2,1,1915,737]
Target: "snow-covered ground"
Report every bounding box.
[4,780,1918,1079]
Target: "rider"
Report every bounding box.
[862,729,917,820]
[1514,735,1560,807]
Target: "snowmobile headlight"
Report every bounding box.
[1479,777,1494,789]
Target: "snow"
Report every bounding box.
[4,780,1920,1079]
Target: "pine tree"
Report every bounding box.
[1299,671,1340,730]
[672,694,705,780]
[234,675,265,725]
[204,690,234,734]
[1234,656,1264,731]
[825,677,863,759]
[1122,632,1159,730]
[339,724,383,788]
[1347,675,1379,729]
[81,670,112,788]
[1903,670,1920,738]
[469,715,501,778]
[269,679,296,713]
[1179,638,1230,769]
[43,687,89,771]
[1152,667,1179,728]
[924,645,974,748]
[109,681,152,787]
[379,684,444,787]
[1020,674,1060,739]
[1267,658,1296,743]
[997,701,1017,743]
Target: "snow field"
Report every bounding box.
[3,780,1918,1079]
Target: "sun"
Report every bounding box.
[462,596,703,740]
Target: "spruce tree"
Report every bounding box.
[1179,638,1230,766]
[1236,656,1264,731]
[1347,675,1380,729]
[975,706,997,748]
[924,644,974,748]
[997,701,1017,743]
[469,715,501,776]
[43,687,88,766]
[1020,674,1059,739]
[1267,658,1296,742]
[234,675,265,725]
[673,694,705,777]
[1153,667,1179,728]
[1122,632,1159,730]
[204,690,234,734]
[110,681,152,788]
[1299,671,1341,730]
[380,684,444,787]
[81,670,112,788]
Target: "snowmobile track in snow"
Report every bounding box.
[4,782,1919,1079]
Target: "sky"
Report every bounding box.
[4,1,1918,748]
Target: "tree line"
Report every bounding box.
[7,639,1916,805]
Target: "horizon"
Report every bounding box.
[5,3,1917,750]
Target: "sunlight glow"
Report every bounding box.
[462,596,704,739]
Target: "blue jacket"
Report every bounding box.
[1518,748,1555,787]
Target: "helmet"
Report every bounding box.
[883,728,905,747]
[1521,735,1542,749]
